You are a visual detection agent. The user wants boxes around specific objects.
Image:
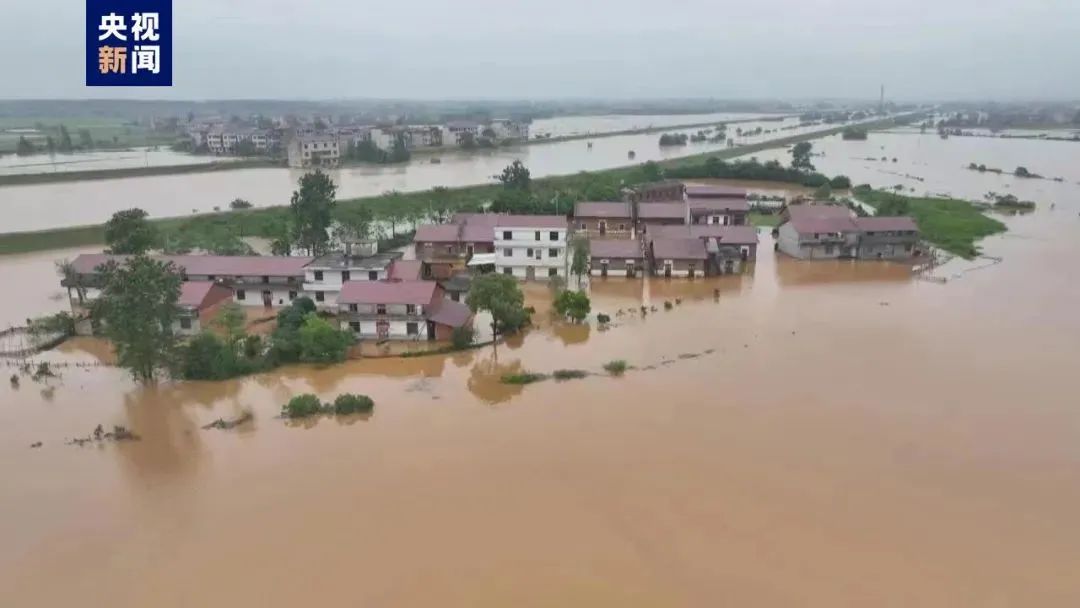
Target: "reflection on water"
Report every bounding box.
[0,147,237,176]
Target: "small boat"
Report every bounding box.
[628,150,636,159]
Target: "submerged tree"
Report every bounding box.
[790,141,815,171]
[289,170,338,256]
[466,274,527,354]
[554,290,591,323]
[96,255,182,382]
[570,236,590,287]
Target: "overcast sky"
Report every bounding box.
[3,0,1079,100]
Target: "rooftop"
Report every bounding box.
[427,298,473,328]
[574,201,633,219]
[338,280,438,306]
[637,202,687,220]
[388,260,423,281]
[687,198,751,213]
[650,224,759,245]
[308,252,401,270]
[178,281,227,309]
[853,216,919,232]
[786,204,859,234]
[684,184,748,198]
[414,224,460,243]
[494,215,568,229]
[69,254,315,277]
[652,238,707,260]
[589,239,644,259]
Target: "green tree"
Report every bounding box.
[466,274,527,354]
[1014,166,1031,178]
[96,255,182,382]
[298,313,352,363]
[336,206,374,249]
[813,182,833,200]
[56,259,88,304]
[229,198,253,210]
[15,136,36,156]
[45,135,56,155]
[570,236,589,287]
[58,125,74,152]
[289,170,337,255]
[105,208,158,254]
[78,129,94,149]
[496,160,531,190]
[640,161,663,182]
[554,290,591,323]
[333,393,374,415]
[213,302,247,344]
[790,141,814,171]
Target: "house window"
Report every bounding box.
[407,322,419,336]
[315,291,325,302]
[618,224,626,230]
[406,304,416,315]
[179,317,192,330]
[502,230,512,240]
[376,304,387,315]
[288,291,297,300]
[534,231,541,241]
[287,276,296,284]
[349,321,360,332]
[549,231,559,241]
[580,222,587,230]
[503,267,513,276]
[207,274,216,281]
[824,245,835,255]
[548,268,558,277]
[314,270,324,281]
[548,248,558,258]
[236,290,246,301]
[342,270,351,281]
[526,248,534,257]
[504,248,512,257]
[262,275,269,284]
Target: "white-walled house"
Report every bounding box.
[337,280,473,341]
[493,215,569,280]
[588,239,645,278]
[302,245,402,311]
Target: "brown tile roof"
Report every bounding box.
[652,238,707,260]
[178,282,224,309]
[786,204,858,234]
[69,254,313,277]
[494,215,568,229]
[426,298,473,328]
[648,224,759,245]
[853,216,919,232]
[637,202,686,220]
[388,259,423,280]
[684,184,747,198]
[687,197,750,213]
[461,223,495,243]
[573,201,632,219]
[414,224,460,243]
[339,280,438,305]
[589,239,643,259]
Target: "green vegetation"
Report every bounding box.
[451,325,475,350]
[333,393,375,415]
[28,311,75,336]
[96,255,182,382]
[790,141,814,170]
[466,274,528,352]
[991,194,1036,211]
[500,372,548,385]
[596,313,611,325]
[603,359,629,376]
[659,133,689,146]
[554,290,591,323]
[496,160,531,190]
[289,170,337,255]
[281,392,376,419]
[854,186,1006,258]
[570,236,589,286]
[282,394,324,419]
[841,127,868,140]
[229,198,253,210]
[105,208,157,254]
[552,369,589,381]
[748,213,782,227]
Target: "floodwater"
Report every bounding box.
[0,147,236,176]
[529,112,776,138]
[0,116,841,233]
[4,161,1080,604]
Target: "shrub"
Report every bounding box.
[596,313,611,325]
[552,369,588,381]
[603,360,629,376]
[298,313,352,363]
[451,325,475,350]
[282,394,325,419]
[229,198,253,210]
[663,301,673,310]
[333,393,374,415]
[553,290,591,322]
[500,372,547,385]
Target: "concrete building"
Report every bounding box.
[686,185,750,226]
[414,214,499,279]
[632,180,685,202]
[302,245,402,311]
[636,202,688,235]
[573,202,634,239]
[776,204,862,259]
[287,134,345,168]
[494,215,569,281]
[337,280,472,341]
[589,239,645,278]
[486,119,530,142]
[853,217,921,259]
[649,224,759,274]
[650,238,708,278]
[174,282,234,336]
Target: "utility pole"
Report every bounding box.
[879,84,885,114]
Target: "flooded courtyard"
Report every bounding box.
[3,168,1080,604]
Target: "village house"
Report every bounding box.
[588,239,645,278]
[494,215,569,281]
[413,213,498,279]
[648,224,759,274]
[486,119,530,142]
[636,202,688,235]
[287,133,345,168]
[573,201,634,239]
[337,280,473,341]
[649,238,708,278]
[302,242,403,310]
[685,185,750,226]
[632,180,686,202]
[174,282,235,336]
[775,204,919,260]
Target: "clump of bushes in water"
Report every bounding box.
[67,424,140,446]
[281,392,376,419]
[552,369,588,381]
[603,360,629,376]
[500,372,548,385]
[991,194,1036,210]
[596,313,611,325]
[664,301,673,310]
[665,156,852,190]
[659,133,689,146]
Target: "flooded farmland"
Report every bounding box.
[3,151,1080,604]
[0,115,825,233]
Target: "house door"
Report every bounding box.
[376,320,390,340]
[723,215,731,226]
[526,266,535,281]
[426,321,436,341]
[688,265,696,279]
[599,220,607,235]
[601,262,608,278]
[261,291,272,308]
[725,260,735,274]
[664,263,672,278]
[626,262,636,278]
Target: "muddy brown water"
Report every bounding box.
[3,178,1080,605]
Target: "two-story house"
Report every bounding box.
[494,216,569,281]
[636,202,688,236]
[337,280,472,341]
[648,224,760,274]
[573,202,634,239]
[776,204,861,259]
[302,244,402,310]
[853,217,921,259]
[685,184,750,226]
[413,214,498,279]
[588,239,645,278]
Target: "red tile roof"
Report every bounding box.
[684,184,747,198]
[388,259,423,280]
[178,282,218,308]
[338,280,437,305]
[786,204,858,234]
[427,298,473,328]
[854,216,919,232]
[414,224,460,243]
[589,239,643,259]
[687,197,750,213]
[637,202,686,220]
[70,254,313,277]
[573,201,632,219]
[652,238,707,260]
[649,224,759,245]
